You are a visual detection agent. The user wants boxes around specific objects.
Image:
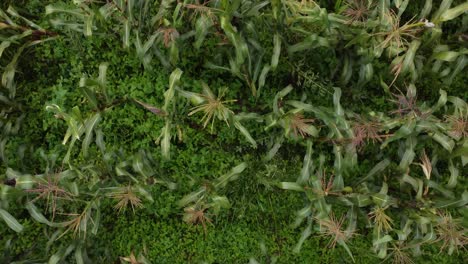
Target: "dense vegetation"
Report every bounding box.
[1,0,467,263]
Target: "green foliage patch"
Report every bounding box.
[1,0,467,263]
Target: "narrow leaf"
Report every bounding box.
[135,99,166,116]
[233,119,257,148]
[26,202,52,226]
[440,2,468,21]
[82,113,101,157]
[161,120,171,159]
[293,224,312,253]
[279,182,304,191]
[271,33,281,69]
[0,209,23,232]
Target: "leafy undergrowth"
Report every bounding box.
[1,0,467,263]
[1,183,466,263]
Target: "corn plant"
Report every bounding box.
[45,63,127,163]
[1,1,467,262]
[282,0,468,87]
[277,84,467,261]
[1,6,56,164]
[138,68,183,159]
[203,0,282,96]
[1,6,56,94]
[46,0,186,69]
[1,148,167,262]
[265,85,319,141]
[178,162,247,233]
[178,81,259,147]
[42,1,468,90]
[1,6,56,233]
[0,62,182,262]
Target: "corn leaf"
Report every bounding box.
[26,202,53,226]
[163,68,182,111]
[178,188,205,207]
[288,34,330,53]
[355,159,390,185]
[430,132,455,152]
[432,0,453,22]
[214,162,247,188]
[271,33,281,69]
[381,121,416,149]
[122,20,131,48]
[48,244,76,264]
[293,223,312,253]
[0,208,23,233]
[338,240,355,263]
[257,65,270,97]
[447,159,458,188]
[299,141,313,184]
[435,190,468,208]
[399,136,416,170]
[402,40,421,74]
[233,119,257,148]
[273,85,293,115]
[75,245,84,264]
[194,15,212,49]
[161,120,171,159]
[0,41,11,58]
[333,88,344,117]
[420,0,433,18]
[440,2,468,21]
[136,185,154,203]
[82,113,101,157]
[434,51,460,62]
[134,99,166,116]
[278,182,304,191]
[446,55,466,85]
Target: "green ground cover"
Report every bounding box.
[1,0,467,263]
